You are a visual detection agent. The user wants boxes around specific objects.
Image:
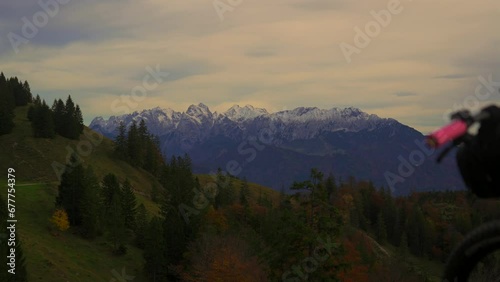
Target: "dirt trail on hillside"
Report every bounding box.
[362,232,391,257]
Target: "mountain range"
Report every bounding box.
[89,103,465,195]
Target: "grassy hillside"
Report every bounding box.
[0,106,162,195]
[1,183,148,282]
[0,106,279,199]
[0,105,280,281]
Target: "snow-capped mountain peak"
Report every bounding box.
[187,103,211,116]
[88,103,462,195]
[223,104,269,121]
[185,103,213,124]
[89,103,395,145]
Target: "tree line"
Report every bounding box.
[114,120,165,177]
[28,95,84,139]
[0,72,32,135]
[55,154,141,254]
[331,176,499,264]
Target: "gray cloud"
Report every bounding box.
[0,0,499,133]
[245,49,276,58]
[433,74,471,79]
[154,61,220,84]
[291,0,347,11]
[394,92,418,97]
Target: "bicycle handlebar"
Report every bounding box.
[426,120,468,148]
[426,110,492,149]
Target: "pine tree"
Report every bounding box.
[325,173,337,201]
[61,95,80,139]
[214,168,235,209]
[9,76,29,106]
[382,187,398,245]
[0,104,14,135]
[0,73,15,135]
[138,119,149,144]
[239,177,250,206]
[80,167,103,239]
[162,211,186,279]
[143,136,157,175]
[407,207,425,256]
[144,217,167,281]
[134,203,148,249]
[106,194,127,254]
[149,134,165,176]
[160,155,195,213]
[114,121,127,160]
[376,212,388,243]
[74,105,84,134]
[8,77,18,105]
[101,173,121,208]
[137,119,150,168]
[127,120,141,165]
[156,155,199,279]
[33,95,41,106]
[23,80,32,103]
[398,232,409,257]
[290,168,325,234]
[115,120,165,175]
[55,154,85,226]
[52,99,65,134]
[121,179,137,230]
[32,100,55,138]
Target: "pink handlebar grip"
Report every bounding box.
[426,120,468,148]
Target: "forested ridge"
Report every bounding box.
[55,118,500,281]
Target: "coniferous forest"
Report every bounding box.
[27,95,84,139]
[0,72,32,136]
[51,109,500,281]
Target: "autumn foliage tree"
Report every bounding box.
[180,234,268,282]
[50,209,70,232]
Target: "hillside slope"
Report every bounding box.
[1,106,164,197]
[0,105,281,281]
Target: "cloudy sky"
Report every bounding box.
[1,0,499,133]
